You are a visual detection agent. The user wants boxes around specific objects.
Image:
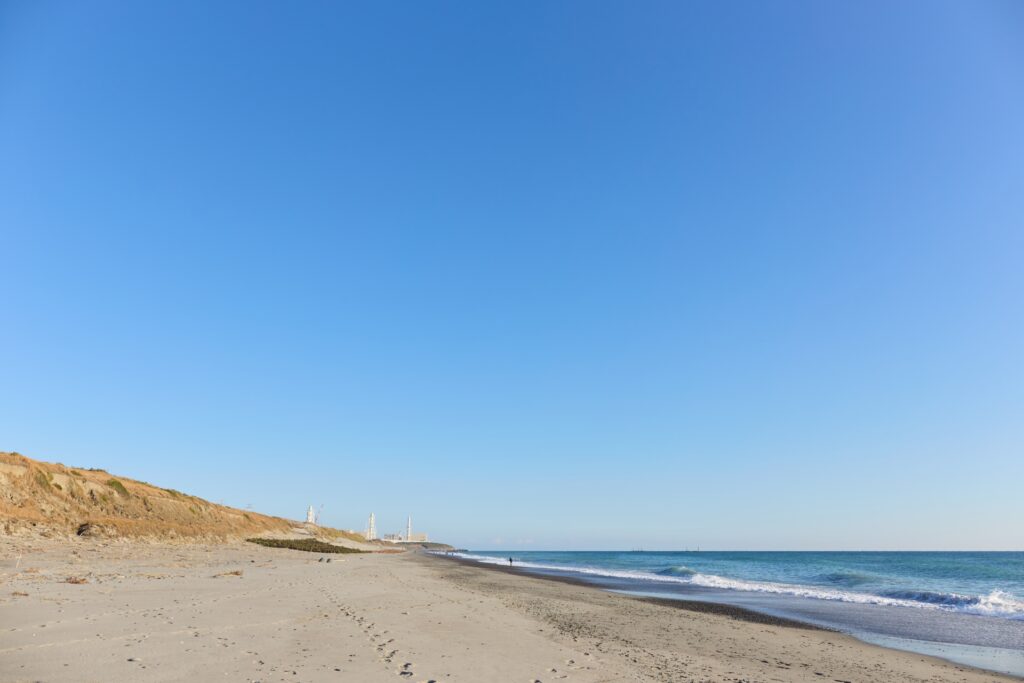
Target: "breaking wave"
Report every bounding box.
[879,589,1024,619]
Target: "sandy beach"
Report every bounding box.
[1,537,1016,683]
[6,4,1022,682]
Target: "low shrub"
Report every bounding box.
[246,538,362,554]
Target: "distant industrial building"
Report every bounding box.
[381,515,428,543]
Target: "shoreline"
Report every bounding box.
[439,552,826,631]
[426,551,1023,681]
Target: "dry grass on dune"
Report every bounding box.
[0,451,294,541]
[308,525,372,546]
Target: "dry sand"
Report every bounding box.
[1,537,1016,682]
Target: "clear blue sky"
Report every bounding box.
[2,1,1022,550]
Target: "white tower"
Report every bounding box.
[366,513,377,541]
[306,505,315,525]
[406,515,412,542]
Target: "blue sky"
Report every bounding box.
[2,1,1022,550]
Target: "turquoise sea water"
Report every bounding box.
[464,551,1024,619]
[452,550,1024,675]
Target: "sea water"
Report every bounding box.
[452,551,1024,676]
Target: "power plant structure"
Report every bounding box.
[362,513,429,543]
[381,515,428,543]
[305,508,432,543]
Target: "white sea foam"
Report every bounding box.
[444,553,1024,620]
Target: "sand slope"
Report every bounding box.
[0,452,373,548]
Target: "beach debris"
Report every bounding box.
[76,522,118,538]
[65,576,88,584]
[213,570,243,578]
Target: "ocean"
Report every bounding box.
[451,550,1024,676]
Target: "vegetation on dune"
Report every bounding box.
[247,538,364,553]
[312,526,372,544]
[107,478,129,497]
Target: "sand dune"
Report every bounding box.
[0,452,375,549]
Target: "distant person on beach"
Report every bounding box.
[508,557,513,566]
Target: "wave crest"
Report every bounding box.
[656,566,697,577]
[817,570,877,587]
